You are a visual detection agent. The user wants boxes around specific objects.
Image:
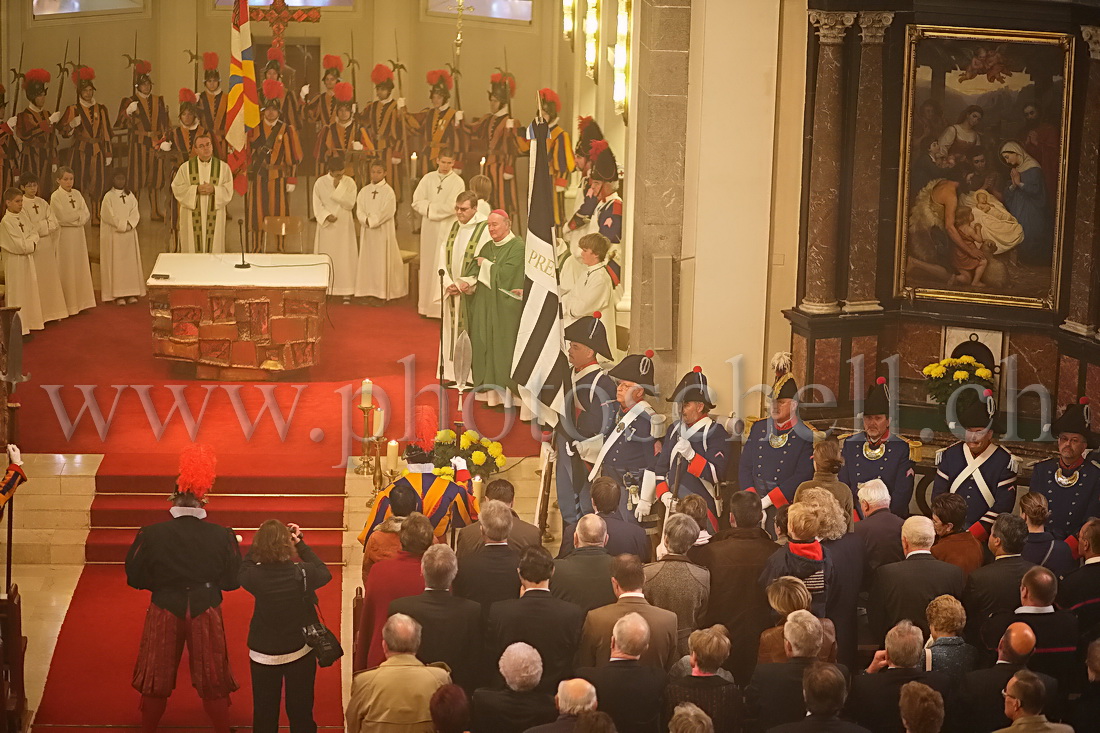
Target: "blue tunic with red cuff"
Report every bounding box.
[1028,456,1100,544]
[931,442,1017,542]
[838,431,915,518]
[738,418,815,509]
[648,417,730,532]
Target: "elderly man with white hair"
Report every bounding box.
[869,515,966,643]
[453,499,520,617]
[525,678,598,732]
[854,478,906,575]
[577,612,668,732]
[471,642,558,732]
[643,513,711,656]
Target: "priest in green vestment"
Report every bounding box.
[464,209,526,408]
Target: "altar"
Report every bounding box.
[147,253,331,380]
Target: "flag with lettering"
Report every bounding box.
[511,121,570,427]
[226,0,259,195]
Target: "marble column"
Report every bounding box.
[1063,26,1100,337]
[800,10,855,315]
[843,11,893,313]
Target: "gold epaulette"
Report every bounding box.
[743,415,761,440]
[837,432,855,442]
[811,428,827,444]
[904,437,923,463]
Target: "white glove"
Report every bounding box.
[505,118,514,129]
[49,110,63,124]
[105,156,113,166]
[634,498,653,521]
[299,84,310,100]
[4,116,15,130]
[454,110,464,122]
[503,172,514,180]
[352,103,358,115]
[6,444,22,466]
[351,141,364,151]
[673,438,695,462]
[390,156,402,165]
[555,185,566,193]
[286,183,296,193]
[159,141,172,152]
[126,100,139,115]
[660,493,674,510]
[759,494,774,511]
[51,163,57,172]
[69,116,81,128]
[760,512,769,529]
[396,97,406,109]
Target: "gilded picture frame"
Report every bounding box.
[894,25,1074,310]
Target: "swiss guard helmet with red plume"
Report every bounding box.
[203,52,221,81]
[175,444,217,501]
[371,63,394,89]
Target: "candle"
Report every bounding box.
[361,378,373,408]
[386,439,399,473]
[480,156,486,174]
[472,475,485,504]
[374,408,385,438]
[410,152,418,163]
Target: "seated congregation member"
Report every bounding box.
[471,643,558,733]
[1068,639,1100,733]
[839,378,917,518]
[430,684,471,733]
[899,682,945,733]
[354,512,434,671]
[558,476,650,560]
[855,479,905,577]
[662,625,741,730]
[1028,399,1100,545]
[695,490,778,683]
[576,554,677,670]
[525,678,598,733]
[982,566,1078,683]
[747,610,848,732]
[1018,492,1076,580]
[925,594,978,684]
[794,435,855,532]
[930,493,986,578]
[456,479,540,559]
[758,576,837,664]
[551,514,616,613]
[769,662,870,733]
[388,544,481,692]
[359,483,418,585]
[964,514,1035,643]
[668,703,715,733]
[643,513,710,656]
[845,621,952,733]
[960,622,1061,733]
[870,516,965,642]
[240,519,332,732]
[453,499,520,619]
[995,669,1074,733]
[346,614,450,733]
[577,612,668,733]
[931,393,1018,543]
[488,546,585,692]
[759,503,828,616]
[1056,517,1100,644]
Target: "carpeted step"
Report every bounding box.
[93,452,346,496]
[84,527,346,564]
[89,494,345,529]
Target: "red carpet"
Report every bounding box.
[31,566,345,730]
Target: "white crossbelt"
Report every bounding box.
[588,401,649,481]
[948,443,997,508]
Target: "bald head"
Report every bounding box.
[1021,565,1058,607]
[612,612,650,658]
[556,678,597,715]
[999,622,1037,664]
[575,514,608,547]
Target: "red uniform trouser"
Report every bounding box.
[132,603,238,699]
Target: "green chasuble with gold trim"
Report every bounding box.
[463,231,525,392]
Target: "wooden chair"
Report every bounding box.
[0,586,26,731]
[260,216,307,254]
[400,250,419,304]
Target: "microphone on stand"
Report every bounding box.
[235,218,250,269]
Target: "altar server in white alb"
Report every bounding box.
[19,173,69,324]
[0,187,44,334]
[411,148,464,317]
[170,132,233,254]
[312,155,358,301]
[437,190,489,386]
[99,169,146,305]
[355,160,406,302]
[50,167,96,315]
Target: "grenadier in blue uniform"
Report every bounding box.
[838,377,919,518]
[931,390,1017,542]
[555,314,617,527]
[587,350,660,524]
[738,352,815,516]
[637,366,729,532]
[1029,398,1100,553]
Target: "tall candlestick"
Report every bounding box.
[374,408,385,438]
[386,439,399,473]
[361,378,373,407]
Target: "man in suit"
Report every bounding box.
[643,513,710,656]
[1056,517,1100,641]
[769,662,871,733]
[995,669,1074,733]
[453,499,520,618]
[982,566,1079,684]
[456,479,541,559]
[577,612,667,732]
[557,476,651,560]
[551,514,616,613]
[525,678,598,733]
[471,642,558,733]
[389,544,481,692]
[961,622,1061,733]
[576,553,677,669]
[693,490,779,684]
[845,620,953,733]
[855,479,905,579]
[747,610,849,732]
[488,545,585,692]
[965,514,1035,643]
[869,515,965,641]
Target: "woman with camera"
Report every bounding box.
[240,519,333,732]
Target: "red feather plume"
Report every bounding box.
[426,69,453,90]
[71,66,95,86]
[262,79,285,101]
[24,68,51,85]
[538,87,560,106]
[203,52,219,71]
[490,72,516,95]
[135,59,152,76]
[177,444,217,499]
[323,54,344,74]
[414,405,438,452]
[371,63,394,85]
[178,88,197,105]
[589,138,610,159]
[577,115,593,133]
[267,47,284,63]
[333,81,354,103]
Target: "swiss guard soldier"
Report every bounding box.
[1029,397,1100,551]
[116,59,170,221]
[318,81,374,178]
[466,71,529,220]
[931,389,1017,542]
[588,350,660,523]
[361,63,406,202]
[198,52,228,158]
[838,376,919,518]
[739,352,816,517]
[260,48,301,129]
[638,366,729,532]
[406,69,463,179]
[15,69,58,197]
[535,87,574,229]
[556,313,617,527]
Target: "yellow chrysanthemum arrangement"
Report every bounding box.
[923,356,995,406]
[431,428,507,481]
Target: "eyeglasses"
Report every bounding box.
[1001,688,1018,701]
